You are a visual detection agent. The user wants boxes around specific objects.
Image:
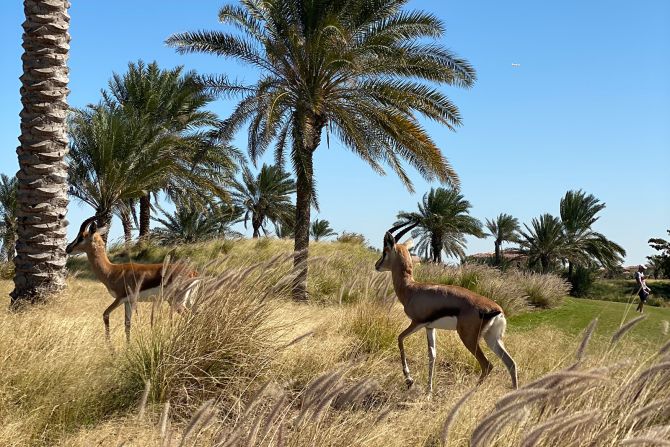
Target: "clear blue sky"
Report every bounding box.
[1,0,668,265]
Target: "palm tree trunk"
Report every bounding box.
[568,262,574,281]
[95,211,112,245]
[431,234,442,263]
[293,163,312,300]
[120,210,132,244]
[252,214,262,238]
[138,194,151,239]
[541,256,549,274]
[11,0,70,307]
[494,241,501,265]
[292,113,325,301]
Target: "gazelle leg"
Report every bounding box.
[485,335,518,389]
[398,321,424,388]
[102,297,125,341]
[426,328,437,394]
[124,300,133,343]
[457,326,493,384]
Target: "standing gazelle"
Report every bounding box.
[66,217,199,341]
[375,222,518,392]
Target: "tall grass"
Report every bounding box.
[2,239,667,446]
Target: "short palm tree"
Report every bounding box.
[152,202,242,245]
[67,104,179,238]
[13,0,70,304]
[485,213,520,265]
[103,61,238,238]
[231,164,296,238]
[310,219,337,241]
[396,188,484,263]
[560,190,626,279]
[167,0,476,299]
[518,214,566,273]
[0,175,18,261]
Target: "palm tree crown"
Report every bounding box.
[103,60,238,238]
[310,219,337,241]
[397,187,483,263]
[167,0,476,299]
[152,202,242,245]
[231,164,296,238]
[485,213,520,265]
[559,189,625,278]
[518,213,566,273]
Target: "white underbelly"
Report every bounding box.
[134,286,162,302]
[426,316,458,330]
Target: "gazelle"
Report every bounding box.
[375,222,518,392]
[66,217,200,342]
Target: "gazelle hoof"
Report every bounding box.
[405,377,415,389]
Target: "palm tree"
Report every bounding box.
[0,175,18,261]
[67,104,179,238]
[231,164,296,238]
[103,61,237,238]
[485,213,520,265]
[518,214,566,273]
[12,0,70,304]
[396,188,484,263]
[152,202,242,245]
[167,0,476,300]
[310,219,337,241]
[559,190,626,280]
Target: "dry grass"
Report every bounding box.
[1,239,668,446]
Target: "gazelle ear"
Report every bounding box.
[404,239,414,250]
[383,231,396,249]
[89,221,98,234]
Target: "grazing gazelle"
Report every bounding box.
[375,222,518,392]
[66,217,199,341]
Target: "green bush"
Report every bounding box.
[568,265,596,297]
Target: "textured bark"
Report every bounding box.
[95,211,112,245]
[138,194,151,239]
[11,0,71,306]
[120,210,133,244]
[431,233,442,263]
[494,241,501,265]
[292,114,325,301]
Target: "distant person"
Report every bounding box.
[635,265,652,313]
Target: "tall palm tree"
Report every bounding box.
[485,213,520,265]
[103,61,236,238]
[12,0,70,304]
[518,214,566,274]
[310,219,337,241]
[231,164,296,238]
[167,0,476,299]
[0,175,18,261]
[152,202,242,245]
[396,188,484,263]
[559,190,625,280]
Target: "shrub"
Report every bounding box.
[510,270,569,308]
[346,300,403,355]
[337,231,366,245]
[119,255,293,413]
[568,265,596,297]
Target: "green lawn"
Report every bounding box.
[510,297,670,350]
